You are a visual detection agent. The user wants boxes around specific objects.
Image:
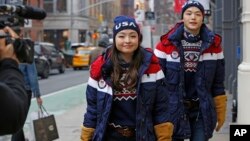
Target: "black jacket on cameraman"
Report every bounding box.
[0,58,30,135]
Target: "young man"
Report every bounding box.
[154,1,227,141]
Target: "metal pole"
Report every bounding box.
[70,0,73,41]
[237,0,250,124]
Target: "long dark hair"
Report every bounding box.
[110,43,143,90]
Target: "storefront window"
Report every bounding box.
[44,30,68,50]
[79,30,87,43]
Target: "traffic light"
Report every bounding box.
[99,14,103,23]
[92,33,98,40]
[145,11,155,20]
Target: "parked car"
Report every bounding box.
[71,43,104,70]
[34,42,65,78]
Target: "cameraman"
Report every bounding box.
[0,26,30,135]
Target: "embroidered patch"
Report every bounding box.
[98,79,106,89]
[171,51,179,59]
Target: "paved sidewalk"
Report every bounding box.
[23,84,231,141]
[54,104,85,141]
[54,94,231,141]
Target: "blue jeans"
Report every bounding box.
[173,109,208,141]
[19,62,41,97]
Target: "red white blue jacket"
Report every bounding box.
[154,22,225,139]
[83,47,170,141]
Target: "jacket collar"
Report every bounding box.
[101,47,153,84]
[160,22,216,52]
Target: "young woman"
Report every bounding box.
[81,15,174,141]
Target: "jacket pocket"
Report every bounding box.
[204,61,216,83]
[96,92,107,123]
[165,63,180,91]
[168,91,179,114]
[141,83,156,105]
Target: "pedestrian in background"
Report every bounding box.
[98,33,110,48]
[11,61,43,141]
[81,15,173,141]
[154,1,227,141]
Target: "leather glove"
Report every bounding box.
[80,125,95,141]
[154,122,174,141]
[214,95,227,132]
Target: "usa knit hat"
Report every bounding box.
[181,0,205,19]
[113,16,140,39]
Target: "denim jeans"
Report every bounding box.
[19,62,41,97]
[104,127,136,141]
[173,109,208,141]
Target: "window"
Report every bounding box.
[44,0,53,13]
[44,30,67,50]
[44,0,67,13]
[79,30,87,42]
[78,0,86,16]
[56,0,67,12]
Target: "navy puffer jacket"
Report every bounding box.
[154,22,225,139]
[83,47,171,141]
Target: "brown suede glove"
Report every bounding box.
[80,125,95,141]
[154,122,174,141]
[214,95,227,132]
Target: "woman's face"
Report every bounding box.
[182,6,203,35]
[115,29,139,60]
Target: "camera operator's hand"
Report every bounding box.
[0,26,19,62]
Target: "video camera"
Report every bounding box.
[0,4,46,64]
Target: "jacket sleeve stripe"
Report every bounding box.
[154,49,180,63]
[199,52,224,61]
[154,49,166,59]
[141,70,164,83]
[88,77,113,96]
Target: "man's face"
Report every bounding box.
[182,6,203,35]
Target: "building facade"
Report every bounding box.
[23,0,45,41]
[42,0,121,50]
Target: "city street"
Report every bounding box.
[38,68,89,95]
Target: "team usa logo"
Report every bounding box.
[115,21,138,30]
[171,51,179,59]
[98,79,106,89]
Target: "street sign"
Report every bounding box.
[134,9,145,22]
[145,11,155,20]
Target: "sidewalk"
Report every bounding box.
[54,104,85,141]
[54,94,231,141]
[55,102,230,141]
[24,84,231,141]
